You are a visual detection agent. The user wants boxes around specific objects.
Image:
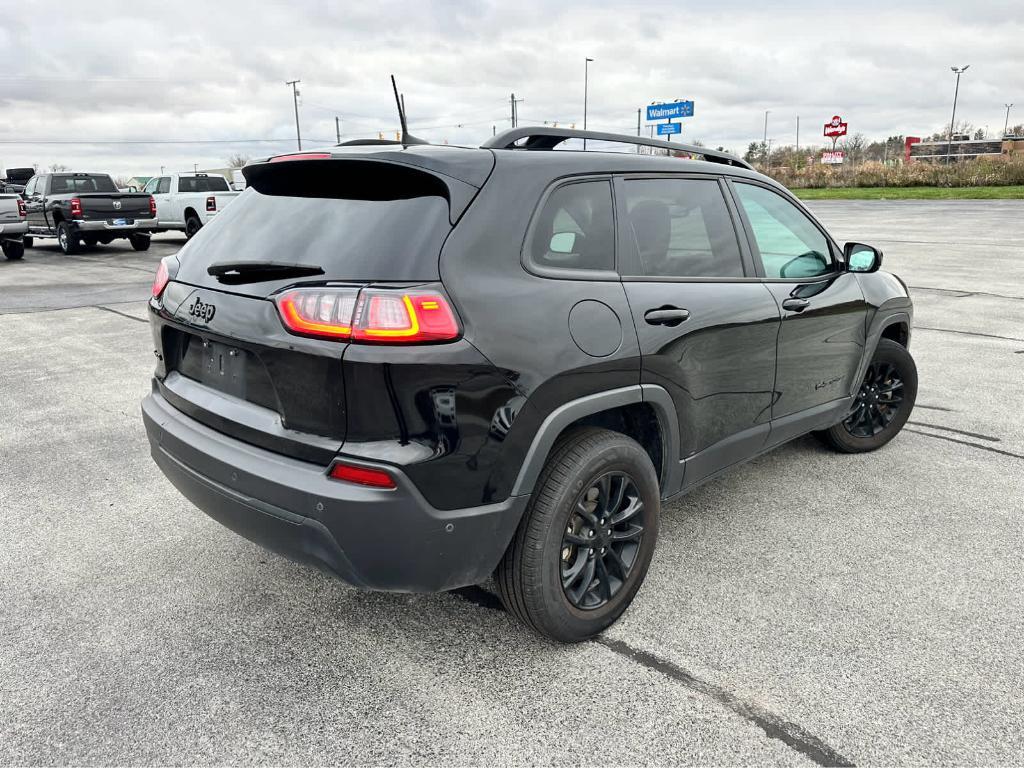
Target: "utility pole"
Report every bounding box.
[286,79,302,150]
[509,93,523,128]
[583,57,594,150]
[335,116,342,144]
[1005,103,1014,137]
[636,108,641,152]
[946,65,969,164]
[763,110,770,164]
[796,115,800,153]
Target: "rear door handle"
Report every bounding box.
[782,298,810,312]
[644,307,690,326]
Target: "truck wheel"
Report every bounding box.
[816,339,918,453]
[57,222,81,255]
[185,214,202,239]
[22,236,33,248]
[129,233,151,252]
[2,240,25,260]
[495,427,660,643]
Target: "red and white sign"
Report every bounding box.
[823,115,848,138]
[821,150,845,165]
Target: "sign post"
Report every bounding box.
[646,101,694,143]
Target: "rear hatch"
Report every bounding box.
[153,150,490,463]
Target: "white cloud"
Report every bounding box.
[0,0,1021,175]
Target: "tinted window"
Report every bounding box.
[179,175,229,193]
[623,178,743,278]
[143,178,159,194]
[157,177,171,194]
[24,177,37,195]
[173,163,452,285]
[50,174,118,194]
[734,183,833,279]
[528,181,614,272]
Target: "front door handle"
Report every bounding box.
[782,298,810,312]
[644,307,690,326]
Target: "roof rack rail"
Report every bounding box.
[336,138,405,146]
[481,127,753,170]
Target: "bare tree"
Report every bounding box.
[225,153,250,169]
[48,163,69,172]
[839,133,867,165]
[112,175,134,189]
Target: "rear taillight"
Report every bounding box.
[69,197,83,217]
[16,199,25,218]
[149,195,157,216]
[275,287,460,344]
[206,195,216,212]
[328,461,396,489]
[151,258,170,298]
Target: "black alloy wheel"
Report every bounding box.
[560,472,645,610]
[843,360,904,438]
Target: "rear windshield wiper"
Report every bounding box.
[207,261,325,284]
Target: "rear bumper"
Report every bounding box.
[0,221,28,238]
[142,385,527,592]
[71,218,156,233]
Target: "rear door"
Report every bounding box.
[615,174,781,489]
[728,180,867,444]
[154,157,464,462]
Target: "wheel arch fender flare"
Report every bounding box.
[852,309,912,396]
[510,385,682,499]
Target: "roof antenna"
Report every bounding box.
[391,75,427,147]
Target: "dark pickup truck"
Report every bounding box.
[22,172,157,254]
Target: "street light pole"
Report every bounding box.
[583,57,594,150]
[286,79,302,150]
[1005,103,1014,138]
[763,110,770,164]
[946,65,969,164]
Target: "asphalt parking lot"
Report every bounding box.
[2,202,1023,765]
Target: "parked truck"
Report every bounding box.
[22,172,157,254]
[0,192,28,259]
[142,173,240,239]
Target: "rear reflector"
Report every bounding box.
[152,258,170,298]
[275,287,460,343]
[206,195,216,212]
[69,198,83,217]
[270,153,332,163]
[328,462,396,489]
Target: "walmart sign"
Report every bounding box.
[646,101,694,121]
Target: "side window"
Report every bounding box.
[734,183,833,279]
[157,177,171,194]
[25,177,37,196]
[528,180,614,272]
[143,178,159,194]
[622,178,744,278]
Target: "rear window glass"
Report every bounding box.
[174,161,452,283]
[50,175,117,193]
[179,175,230,193]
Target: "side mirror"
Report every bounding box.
[549,231,578,254]
[845,242,882,273]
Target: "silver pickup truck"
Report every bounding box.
[0,193,28,260]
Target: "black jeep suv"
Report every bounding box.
[142,128,916,643]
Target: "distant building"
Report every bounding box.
[905,137,1024,163]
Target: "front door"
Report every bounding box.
[616,175,781,490]
[23,176,46,230]
[729,180,868,445]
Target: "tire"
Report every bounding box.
[129,233,151,251]
[57,221,81,255]
[185,214,202,240]
[816,338,917,453]
[2,240,25,260]
[495,427,660,643]
[22,236,33,248]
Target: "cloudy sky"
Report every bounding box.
[1,0,1021,177]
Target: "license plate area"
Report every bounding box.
[108,218,134,227]
[186,338,248,399]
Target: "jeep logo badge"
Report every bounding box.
[112,200,122,210]
[187,297,216,323]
